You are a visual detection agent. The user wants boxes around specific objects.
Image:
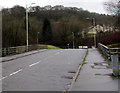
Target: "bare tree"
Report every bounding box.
[104,0,120,15]
[104,0,120,29]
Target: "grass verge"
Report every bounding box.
[75,49,88,82]
[107,43,120,48]
[47,45,61,49]
[65,49,88,92]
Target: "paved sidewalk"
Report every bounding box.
[71,48,118,91]
[0,49,47,62]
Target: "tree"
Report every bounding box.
[2,5,115,48]
[104,0,120,15]
[104,0,120,29]
[42,18,53,44]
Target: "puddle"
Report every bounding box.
[68,71,76,73]
[93,65,107,69]
[95,73,117,79]
[66,82,71,86]
[95,73,112,76]
[91,62,111,69]
[61,76,73,79]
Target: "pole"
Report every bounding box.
[67,44,69,49]
[26,3,35,51]
[93,18,96,48]
[26,5,29,51]
[37,32,39,45]
[72,32,75,49]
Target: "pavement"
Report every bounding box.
[1,49,86,91]
[70,48,119,92]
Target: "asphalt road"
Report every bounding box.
[1,49,86,91]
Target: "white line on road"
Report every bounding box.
[9,69,22,76]
[0,76,8,81]
[55,52,60,55]
[29,61,41,67]
[60,51,63,53]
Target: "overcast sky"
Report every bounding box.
[0,0,109,14]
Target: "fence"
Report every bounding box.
[0,44,48,57]
[98,43,120,76]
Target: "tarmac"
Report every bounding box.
[0,48,119,92]
[70,48,119,92]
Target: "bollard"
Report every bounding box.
[111,54,119,76]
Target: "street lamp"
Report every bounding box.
[86,18,96,48]
[37,32,39,45]
[26,3,35,51]
[72,32,75,49]
[67,44,69,49]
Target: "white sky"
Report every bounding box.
[0,0,109,14]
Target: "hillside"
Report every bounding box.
[2,5,116,48]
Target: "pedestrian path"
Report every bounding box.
[71,48,118,91]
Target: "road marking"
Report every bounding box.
[0,76,8,80]
[29,61,41,67]
[60,51,63,53]
[55,52,60,55]
[9,69,22,76]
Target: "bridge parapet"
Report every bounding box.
[0,44,48,57]
[98,43,120,76]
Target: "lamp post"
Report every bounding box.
[86,18,96,48]
[72,32,75,49]
[26,3,35,51]
[67,44,69,49]
[37,32,39,45]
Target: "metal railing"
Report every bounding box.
[0,44,48,57]
[98,43,120,60]
[98,43,111,60]
[98,43,120,76]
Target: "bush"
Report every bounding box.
[100,31,120,46]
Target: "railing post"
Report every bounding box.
[111,54,119,76]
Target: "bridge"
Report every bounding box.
[0,43,119,92]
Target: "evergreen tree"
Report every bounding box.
[42,18,53,44]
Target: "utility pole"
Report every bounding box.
[67,44,69,49]
[26,3,35,51]
[93,18,96,48]
[37,32,39,45]
[86,18,96,48]
[72,32,75,49]
[26,5,29,51]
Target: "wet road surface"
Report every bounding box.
[2,49,86,91]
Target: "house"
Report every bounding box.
[87,25,114,35]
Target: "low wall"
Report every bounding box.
[1,44,48,57]
[98,43,120,76]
